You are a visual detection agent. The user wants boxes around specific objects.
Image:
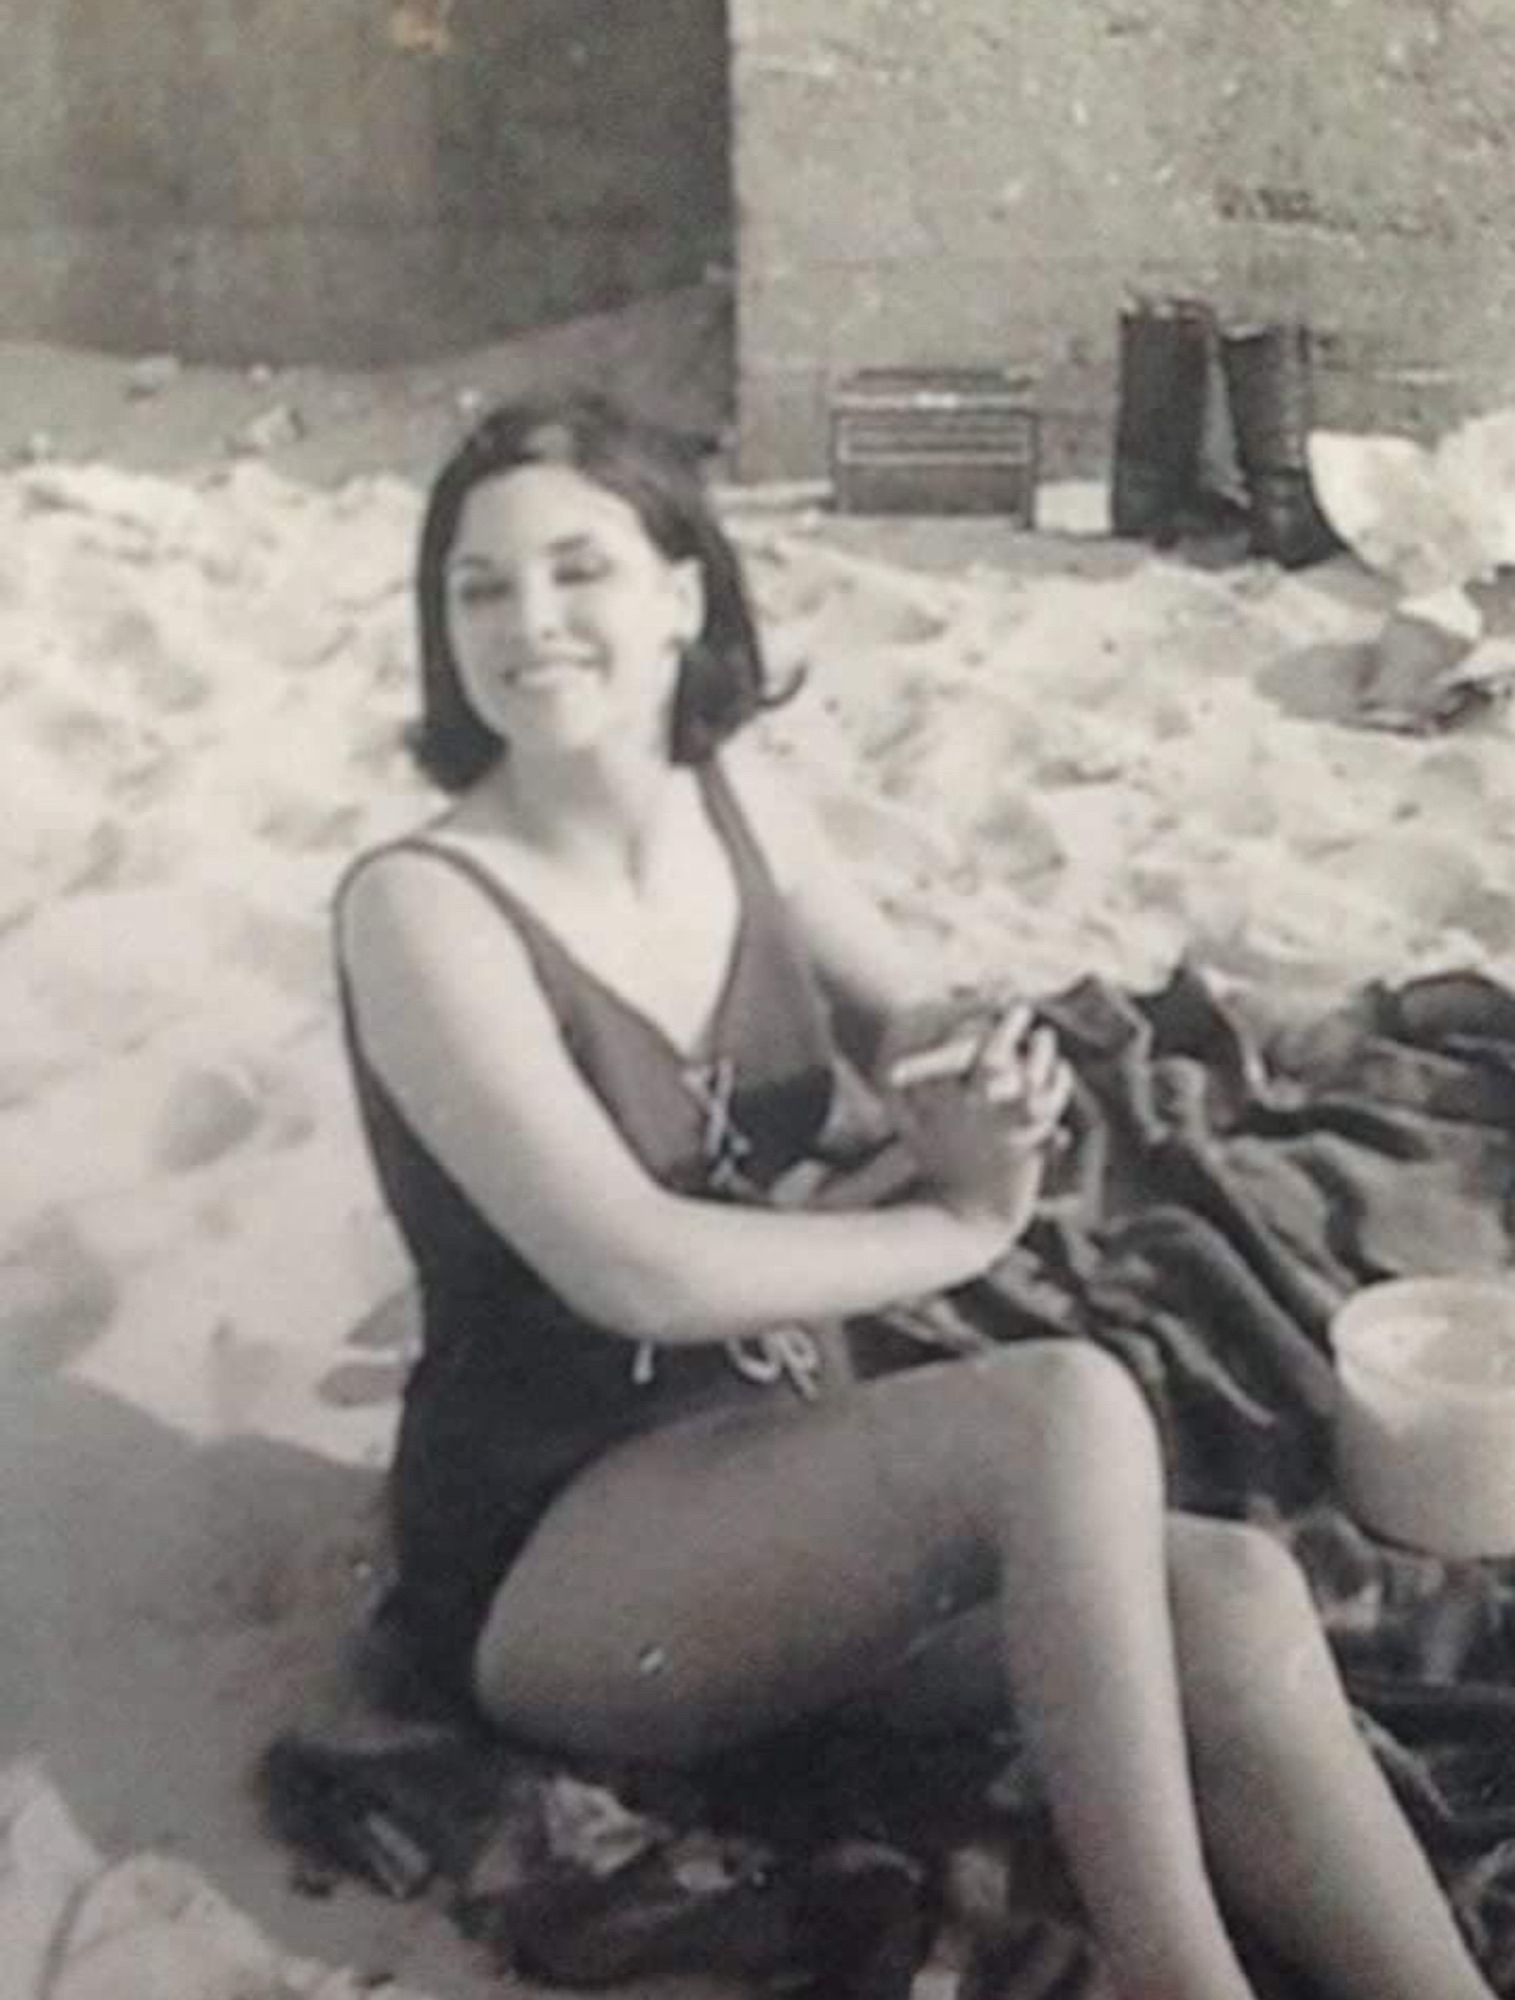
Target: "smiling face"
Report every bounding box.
[443,463,705,763]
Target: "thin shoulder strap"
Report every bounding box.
[699,755,782,905]
[336,835,584,1020]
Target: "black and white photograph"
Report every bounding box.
[5,4,1515,1997]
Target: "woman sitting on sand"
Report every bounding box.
[335,391,1494,2000]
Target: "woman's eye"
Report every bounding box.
[555,555,610,587]
[455,575,513,605]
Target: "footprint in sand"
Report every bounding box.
[317,1286,420,1409]
[968,795,1067,883]
[1448,884,1515,956]
[222,907,332,1004]
[1399,745,1488,820]
[813,788,957,884]
[97,605,211,716]
[152,1058,317,1175]
[1258,641,1375,724]
[0,1210,118,1376]
[1329,829,1487,934]
[30,700,130,781]
[151,1066,266,1173]
[51,555,208,719]
[317,1355,410,1409]
[343,1284,421,1354]
[254,795,365,854]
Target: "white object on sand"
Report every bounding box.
[1331,1277,1515,1559]
[1310,407,1515,602]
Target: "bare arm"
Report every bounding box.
[721,740,1072,1209]
[340,849,1015,1348]
[719,740,989,1072]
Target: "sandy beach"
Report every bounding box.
[4,286,1514,1999]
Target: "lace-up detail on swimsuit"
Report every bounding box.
[630,1052,826,1401]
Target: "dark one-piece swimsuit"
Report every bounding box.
[335,757,895,1694]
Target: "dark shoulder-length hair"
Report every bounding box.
[410,389,792,790]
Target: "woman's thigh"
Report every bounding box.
[473,1339,1142,1761]
[835,1513,1313,1742]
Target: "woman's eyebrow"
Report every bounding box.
[448,533,601,571]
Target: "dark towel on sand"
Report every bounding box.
[261,965,1515,2000]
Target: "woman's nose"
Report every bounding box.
[514,566,566,642]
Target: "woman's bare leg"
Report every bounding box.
[849,1521,1497,2000]
[1168,1517,1493,2000]
[987,1351,1251,2000]
[474,1342,1256,2000]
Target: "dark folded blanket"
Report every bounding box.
[261,964,1515,2000]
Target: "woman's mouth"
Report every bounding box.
[505,654,596,689]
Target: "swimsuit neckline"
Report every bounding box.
[413,761,752,1070]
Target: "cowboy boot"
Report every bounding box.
[1110,297,1214,543]
[1220,321,1342,569]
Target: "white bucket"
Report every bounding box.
[1329,1276,1515,1559]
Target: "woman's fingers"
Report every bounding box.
[886,1029,986,1091]
[888,1005,1072,1164]
[1022,1025,1059,1093]
[1034,1058,1075,1129]
[985,1050,1073,1136]
[889,1001,1038,1094]
[983,1070,1025,1107]
[981,1023,1060,1101]
[972,1001,1034,1082]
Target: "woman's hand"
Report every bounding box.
[883,1002,1074,1243]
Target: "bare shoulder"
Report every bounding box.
[337,840,544,1029]
[338,839,468,952]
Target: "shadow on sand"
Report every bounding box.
[0,1323,516,1995]
[0,1280,746,1999]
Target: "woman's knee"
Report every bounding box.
[1170,1518,1314,1623]
[1168,1519,1326,1747]
[978,1338,1160,1458]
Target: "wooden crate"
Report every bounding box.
[829,367,1039,522]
